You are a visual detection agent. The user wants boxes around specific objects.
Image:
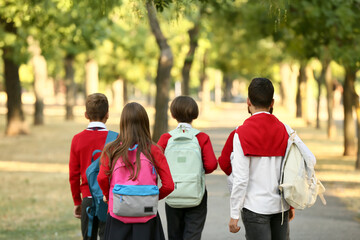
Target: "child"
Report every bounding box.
[157,96,218,240]
[97,102,174,240]
[69,93,112,240]
[228,78,296,239]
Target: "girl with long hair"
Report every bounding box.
[97,102,174,240]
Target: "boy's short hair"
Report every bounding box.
[170,96,199,123]
[85,93,109,121]
[248,78,274,108]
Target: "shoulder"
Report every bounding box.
[157,133,171,149]
[196,132,211,146]
[196,131,209,139]
[159,132,171,140]
[71,130,86,142]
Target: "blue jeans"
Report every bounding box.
[241,208,289,240]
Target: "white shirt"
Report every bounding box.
[176,122,192,130]
[230,112,289,219]
[87,121,107,131]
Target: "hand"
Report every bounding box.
[103,195,108,203]
[73,205,81,219]
[289,208,295,221]
[229,218,241,233]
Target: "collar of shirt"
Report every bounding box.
[87,121,107,131]
[252,111,270,116]
[177,122,192,130]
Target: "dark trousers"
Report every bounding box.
[165,190,207,240]
[104,213,165,240]
[81,197,106,240]
[241,208,289,240]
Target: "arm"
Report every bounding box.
[69,137,82,206]
[229,133,250,233]
[97,154,111,201]
[151,144,174,200]
[218,130,236,176]
[197,133,218,174]
[289,207,295,221]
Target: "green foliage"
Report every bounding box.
[154,0,173,11]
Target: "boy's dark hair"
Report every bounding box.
[248,78,274,108]
[85,93,109,121]
[170,96,199,123]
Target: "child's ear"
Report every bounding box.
[247,98,251,106]
[270,99,275,108]
[85,112,90,120]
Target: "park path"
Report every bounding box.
[158,125,360,240]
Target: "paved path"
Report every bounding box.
[158,127,360,240]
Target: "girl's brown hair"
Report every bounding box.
[101,102,155,180]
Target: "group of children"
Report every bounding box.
[69,78,295,240]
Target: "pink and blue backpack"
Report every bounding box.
[109,145,159,223]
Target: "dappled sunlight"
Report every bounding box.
[0,161,68,173]
[317,171,360,183]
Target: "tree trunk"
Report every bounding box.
[65,54,76,120]
[199,51,210,114]
[2,18,28,135]
[279,63,298,116]
[353,86,360,169]
[112,78,125,111]
[181,24,199,96]
[28,36,47,125]
[343,66,356,156]
[3,47,29,136]
[296,63,307,119]
[314,68,322,129]
[223,75,232,102]
[85,58,99,97]
[214,70,222,105]
[146,0,173,142]
[324,61,336,138]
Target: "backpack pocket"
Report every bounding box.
[112,184,159,217]
[169,174,202,199]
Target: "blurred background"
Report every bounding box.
[0,0,359,239]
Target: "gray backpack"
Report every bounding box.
[164,127,205,208]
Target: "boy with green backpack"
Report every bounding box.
[157,96,218,240]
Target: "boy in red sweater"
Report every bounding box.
[69,93,112,240]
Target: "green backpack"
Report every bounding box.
[164,127,205,208]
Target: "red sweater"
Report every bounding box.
[218,129,236,176]
[157,132,218,174]
[236,113,287,156]
[69,130,109,206]
[97,144,174,201]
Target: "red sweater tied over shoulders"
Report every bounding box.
[236,113,288,157]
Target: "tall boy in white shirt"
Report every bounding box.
[229,78,295,240]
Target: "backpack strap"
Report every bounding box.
[279,123,295,225]
[106,130,118,145]
[91,130,118,163]
[87,130,118,237]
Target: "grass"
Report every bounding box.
[0,101,359,239]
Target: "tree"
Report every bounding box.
[146,0,173,141]
[0,1,30,135]
[28,37,48,125]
